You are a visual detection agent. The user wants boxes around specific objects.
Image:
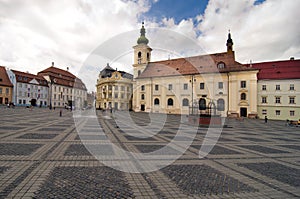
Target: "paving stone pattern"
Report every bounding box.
[162,164,257,195]
[0,143,43,156]
[34,166,134,199]
[238,162,300,187]
[0,107,299,198]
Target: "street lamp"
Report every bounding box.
[189,75,196,115]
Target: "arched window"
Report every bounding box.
[154,98,159,105]
[167,98,173,106]
[217,98,225,111]
[199,98,206,110]
[141,94,145,100]
[138,52,142,64]
[182,98,189,106]
[241,93,246,100]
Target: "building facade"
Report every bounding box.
[0,66,13,105]
[250,59,300,120]
[38,62,87,109]
[11,70,49,107]
[132,24,259,117]
[96,64,133,110]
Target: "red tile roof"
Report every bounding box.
[245,59,300,80]
[0,66,13,87]
[12,70,48,86]
[137,52,258,78]
[38,66,87,90]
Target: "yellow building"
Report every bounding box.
[0,66,13,105]
[96,64,133,110]
[249,59,300,120]
[132,25,259,117]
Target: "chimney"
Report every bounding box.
[290,57,295,60]
[67,67,69,71]
[52,62,54,67]
[249,60,252,67]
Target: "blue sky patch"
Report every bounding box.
[143,0,209,24]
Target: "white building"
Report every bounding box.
[249,59,300,120]
[38,62,87,109]
[11,70,49,107]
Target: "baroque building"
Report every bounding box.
[0,66,13,105]
[249,59,300,120]
[11,70,49,107]
[132,24,259,117]
[38,62,87,109]
[96,64,133,110]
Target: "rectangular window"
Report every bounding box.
[183,83,188,90]
[115,86,118,91]
[0,88,2,94]
[155,85,159,91]
[241,81,246,88]
[262,85,266,90]
[275,110,280,116]
[218,82,223,89]
[289,97,295,104]
[200,82,205,89]
[168,84,172,90]
[19,99,22,104]
[121,93,124,99]
[290,84,294,90]
[121,86,125,91]
[262,109,267,115]
[275,85,280,90]
[290,110,295,116]
[262,97,267,103]
[23,100,26,104]
[275,97,281,103]
[141,85,145,91]
[114,93,118,98]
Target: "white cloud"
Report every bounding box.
[0,0,299,91]
[0,0,152,91]
[196,0,300,63]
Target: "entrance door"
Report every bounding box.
[140,104,145,111]
[240,107,247,117]
[31,99,37,106]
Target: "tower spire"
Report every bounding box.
[226,29,233,52]
[137,22,149,45]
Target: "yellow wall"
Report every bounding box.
[0,86,13,105]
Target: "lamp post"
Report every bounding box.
[49,79,53,110]
[189,75,196,115]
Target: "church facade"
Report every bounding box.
[132,24,259,117]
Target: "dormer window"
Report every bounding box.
[217,62,225,69]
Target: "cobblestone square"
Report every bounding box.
[0,107,299,198]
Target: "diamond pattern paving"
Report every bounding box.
[162,165,257,195]
[0,143,43,155]
[237,145,289,154]
[34,167,134,198]
[238,162,300,187]
[17,133,58,139]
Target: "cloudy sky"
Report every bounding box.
[0,0,299,91]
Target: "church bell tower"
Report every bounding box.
[132,22,152,79]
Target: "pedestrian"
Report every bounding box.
[265,116,268,123]
[59,110,62,117]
